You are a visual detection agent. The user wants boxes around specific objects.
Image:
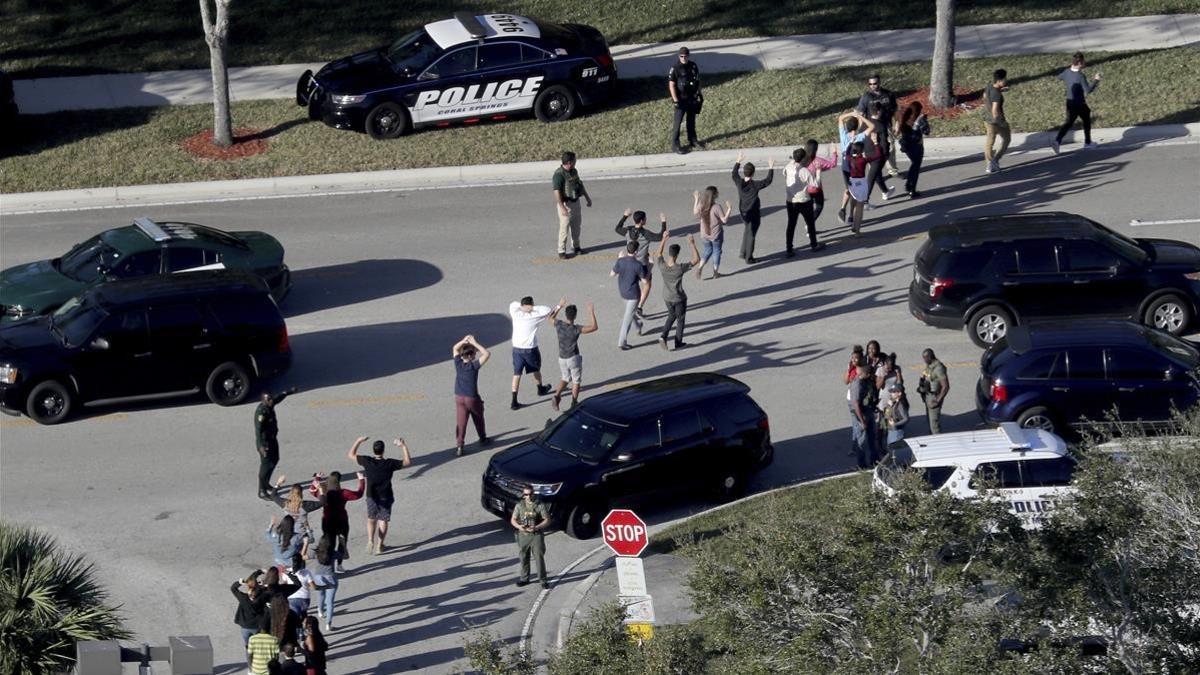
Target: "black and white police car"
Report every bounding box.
[297,13,618,139]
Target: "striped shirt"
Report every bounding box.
[247,633,279,675]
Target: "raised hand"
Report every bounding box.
[623,207,632,217]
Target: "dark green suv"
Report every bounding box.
[0,217,291,323]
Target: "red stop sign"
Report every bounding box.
[601,509,648,557]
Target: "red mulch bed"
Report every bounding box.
[898,86,983,120]
[180,127,270,159]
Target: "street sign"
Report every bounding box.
[601,509,649,557]
[619,594,655,624]
[615,557,647,596]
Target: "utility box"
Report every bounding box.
[75,640,121,675]
[168,636,212,675]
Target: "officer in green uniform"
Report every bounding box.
[510,486,551,588]
[255,386,298,499]
[919,348,949,434]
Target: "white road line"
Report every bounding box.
[1129,217,1200,227]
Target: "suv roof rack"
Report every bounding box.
[454,12,488,39]
[1000,422,1033,451]
[133,217,171,242]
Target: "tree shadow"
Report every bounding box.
[406,427,534,480]
[282,259,442,317]
[0,104,160,157]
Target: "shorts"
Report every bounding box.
[512,347,542,375]
[558,355,583,384]
[365,497,392,522]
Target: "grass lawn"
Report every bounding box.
[1,0,1195,77]
[3,48,1197,194]
[649,473,869,561]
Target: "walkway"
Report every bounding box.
[12,14,1198,114]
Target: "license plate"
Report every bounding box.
[489,497,504,511]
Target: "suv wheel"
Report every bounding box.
[565,500,604,539]
[1016,406,1056,433]
[1144,294,1192,335]
[206,362,252,406]
[967,305,1014,348]
[365,102,409,140]
[534,85,578,123]
[713,469,748,502]
[25,380,72,425]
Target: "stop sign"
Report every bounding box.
[601,509,648,557]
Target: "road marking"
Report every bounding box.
[1129,217,1200,227]
[307,393,426,408]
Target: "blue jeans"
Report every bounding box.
[315,581,338,623]
[700,234,724,271]
[850,412,875,469]
[886,428,905,445]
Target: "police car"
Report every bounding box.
[873,423,1077,529]
[297,12,618,139]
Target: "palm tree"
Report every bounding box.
[0,522,130,675]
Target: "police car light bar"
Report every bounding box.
[133,217,171,242]
[454,12,488,39]
[1000,422,1033,451]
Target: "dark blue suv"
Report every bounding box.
[976,321,1200,434]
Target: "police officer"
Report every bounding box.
[510,486,551,588]
[255,386,298,499]
[668,46,704,155]
[919,349,949,434]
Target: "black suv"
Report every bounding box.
[0,271,292,424]
[481,373,773,539]
[909,212,1200,347]
[976,321,1200,434]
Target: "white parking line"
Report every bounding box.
[1129,217,1200,227]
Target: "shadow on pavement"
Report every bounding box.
[283,259,442,317]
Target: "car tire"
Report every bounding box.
[1143,294,1192,336]
[25,380,72,425]
[533,85,578,123]
[713,468,748,502]
[1016,406,1057,434]
[967,304,1014,348]
[565,500,604,539]
[206,361,252,406]
[365,102,409,140]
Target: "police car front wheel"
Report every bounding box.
[534,85,578,123]
[365,102,410,140]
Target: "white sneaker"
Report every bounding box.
[1051,140,1060,155]
[984,162,993,174]
[880,186,895,201]
[325,621,333,632]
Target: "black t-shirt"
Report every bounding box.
[454,358,481,398]
[668,61,701,99]
[356,456,406,504]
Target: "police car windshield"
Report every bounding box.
[386,29,441,73]
[540,410,623,462]
[1145,328,1200,368]
[59,235,121,282]
[51,297,106,347]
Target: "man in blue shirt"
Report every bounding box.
[610,241,651,350]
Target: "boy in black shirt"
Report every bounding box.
[732,151,775,264]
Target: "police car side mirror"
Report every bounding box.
[613,452,632,463]
[544,418,554,430]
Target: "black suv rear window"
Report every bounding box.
[942,249,994,278]
[915,239,941,273]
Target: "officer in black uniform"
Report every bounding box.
[255,386,298,499]
[668,46,704,155]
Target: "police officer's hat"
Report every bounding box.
[677,46,690,56]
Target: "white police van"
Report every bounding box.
[873,423,1077,529]
[297,12,618,139]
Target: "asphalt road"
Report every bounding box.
[2,140,1198,673]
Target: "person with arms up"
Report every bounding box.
[919,348,950,434]
[511,485,552,589]
[552,151,592,258]
[668,46,704,154]
[784,145,834,255]
[255,386,298,500]
[231,570,268,668]
[656,231,701,350]
[307,471,364,573]
[983,69,1010,174]
[548,302,598,411]
[1052,52,1101,153]
[614,209,666,316]
[611,242,651,349]
[451,334,491,456]
[835,111,874,223]
[732,150,775,264]
[349,436,412,555]
[509,296,561,409]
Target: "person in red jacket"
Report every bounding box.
[309,471,365,573]
[845,141,882,235]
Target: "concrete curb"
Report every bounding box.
[4,122,1197,216]
[544,470,859,654]
[5,123,1198,216]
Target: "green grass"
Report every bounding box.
[649,473,869,561]
[4,48,1197,194]
[1,0,1194,77]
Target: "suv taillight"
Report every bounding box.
[990,381,1008,403]
[757,417,769,431]
[276,326,290,353]
[929,277,954,299]
[595,53,614,71]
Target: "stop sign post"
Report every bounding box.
[602,509,648,557]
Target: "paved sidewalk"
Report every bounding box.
[12,14,1198,114]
